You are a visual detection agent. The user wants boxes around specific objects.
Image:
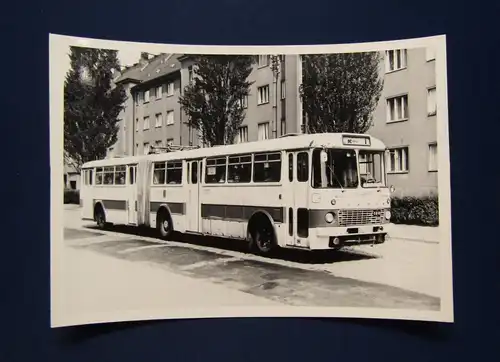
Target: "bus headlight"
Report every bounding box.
[385,210,391,220]
[325,212,335,223]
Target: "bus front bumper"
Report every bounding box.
[310,224,391,250]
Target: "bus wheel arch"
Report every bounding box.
[93,202,106,228]
[156,205,174,239]
[246,211,278,255]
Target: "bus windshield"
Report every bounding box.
[358,150,386,188]
[312,148,359,189]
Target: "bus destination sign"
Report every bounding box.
[342,135,371,146]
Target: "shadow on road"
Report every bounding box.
[83,224,379,265]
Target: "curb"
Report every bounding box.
[389,236,439,244]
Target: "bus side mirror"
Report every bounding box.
[390,185,395,193]
[320,150,328,163]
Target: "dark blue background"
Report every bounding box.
[3,0,499,361]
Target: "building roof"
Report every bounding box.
[114,53,184,89]
[114,63,144,84]
[132,53,183,90]
[82,133,387,168]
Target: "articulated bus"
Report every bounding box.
[79,133,395,255]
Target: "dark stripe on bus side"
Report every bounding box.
[94,199,127,210]
[201,204,284,223]
[150,202,186,215]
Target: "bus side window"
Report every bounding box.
[89,169,93,185]
[297,152,309,182]
[288,154,293,182]
[191,161,198,184]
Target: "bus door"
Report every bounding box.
[186,159,203,232]
[288,150,310,247]
[127,164,138,225]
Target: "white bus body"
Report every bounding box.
[79,133,393,254]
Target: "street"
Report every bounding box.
[56,205,441,324]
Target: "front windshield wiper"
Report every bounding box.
[325,163,344,190]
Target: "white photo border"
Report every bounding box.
[49,33,453,327]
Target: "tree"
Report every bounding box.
[300,52,384,134]
[178,55,255,146]
[64,46,127,171]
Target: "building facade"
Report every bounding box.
[109,47,438,196]
[369,47,437,196]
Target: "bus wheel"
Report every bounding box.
[252,223,276,255]
[95,207,106,229]
[157,210,173,239]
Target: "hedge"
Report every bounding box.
[390,195,439,226]
[64,189,80,204]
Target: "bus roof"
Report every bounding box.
[82,133,386,168]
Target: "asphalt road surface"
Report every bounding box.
[61,222,440,312]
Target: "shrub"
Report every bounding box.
[64,189,80,204]
[390,195,439,226]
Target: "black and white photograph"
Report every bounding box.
[50,34,453,327]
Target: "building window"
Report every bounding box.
[257,85,270,105]
[143,116,150,130]
[155,113,163,128]
[428,143,438,171]
[258,55,269,67]
[427,87,437,116]
[385,49,407,72]
[238,95,248,109]
[143,142,150,155]
[387,147,409,173]
[166,138,174,146]
[281,119,286,135]
[167,82,175,96]
[386,95,409,123]
[235,126,248,143]
[155,140,163,147]
[156,86,162,99]
[135,118,139,132]
[426,47,436,61]
[188,66,193,83]
[281,80,286,99]
[258,122,270,140]
[166,110,174,125]
[144,89,150,103]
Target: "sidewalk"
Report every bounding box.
[389,224,440,243]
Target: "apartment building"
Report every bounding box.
[109,48,438,196]
[369,47,438,196]
[110,53,303,156]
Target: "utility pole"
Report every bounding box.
[270,55,281,139]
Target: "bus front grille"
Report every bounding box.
[338,209,384,226]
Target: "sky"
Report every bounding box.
[61,42,142,76]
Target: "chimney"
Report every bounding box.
[139,52,150,66]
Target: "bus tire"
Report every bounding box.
[248,214,277,255]
[94,204,106,229]
[157,209,173,239]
